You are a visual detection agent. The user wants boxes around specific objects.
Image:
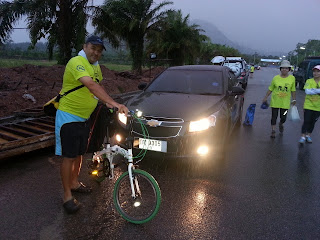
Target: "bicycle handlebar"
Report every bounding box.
[109,107,140,119]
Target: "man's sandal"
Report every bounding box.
[63,198,81,214]
[71,182,92,193]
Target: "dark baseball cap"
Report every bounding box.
[85,35,106,50]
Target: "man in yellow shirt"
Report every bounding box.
[55,35,128,214]
[298,65,320,144]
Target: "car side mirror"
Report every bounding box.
[138,82,148,90]
[230,86,245,95]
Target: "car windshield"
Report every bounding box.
[146,69,223,95]
[223,61,242,68]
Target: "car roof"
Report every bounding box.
[167,65,230,72]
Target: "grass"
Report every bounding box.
[102,63,132,72]
[0,59,58,68]
[0,58,133,72]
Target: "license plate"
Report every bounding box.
[137,138,167,152]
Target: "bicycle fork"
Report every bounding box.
[127,148,141,200]
[94,146,141,199]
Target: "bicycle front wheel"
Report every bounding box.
[113,169,161,224]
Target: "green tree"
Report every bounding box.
[198,41,217,64]
[92,0,172,74]
[0,0,92,64]
[146,10,207,66]
[300,40,320,57]
[199,42,241,64]
[291,40,320,66]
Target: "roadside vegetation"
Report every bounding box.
[101,63,132,72]
[0,0,243,71]
[0,58,133,72]
[287,40,320,66]
[0,0,319,69]
[0,59,57,68]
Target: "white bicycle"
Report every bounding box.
[87,109,161,224]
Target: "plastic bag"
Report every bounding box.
[243,104,256,126]
[288,105,301,122]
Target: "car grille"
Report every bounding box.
[143,116,183,122]
[133,116,183,138]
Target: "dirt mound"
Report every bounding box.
[0,64,165,118]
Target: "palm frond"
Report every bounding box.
[0,0,31,43]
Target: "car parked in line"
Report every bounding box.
[222,57,249,89]
[294,56,320,90]
[115,65,245,159]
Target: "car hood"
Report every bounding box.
[125,91,225,121]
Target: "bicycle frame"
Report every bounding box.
[91,111,140,199]
[88,109,161,224]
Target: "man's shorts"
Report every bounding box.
[60,122,90,158]
[55,109,88,157]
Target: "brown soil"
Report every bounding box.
[0,64,165,118]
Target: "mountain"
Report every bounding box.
[193,19,287,56]
[192,19,256,55]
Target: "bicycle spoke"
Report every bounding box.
[114,170,161,224]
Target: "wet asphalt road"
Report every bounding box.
[1,67,320,240]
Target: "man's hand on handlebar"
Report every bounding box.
[117,104,129,116]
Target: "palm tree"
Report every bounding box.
[0,0,92,64]
[92,0,173,74]
[146,10,207,66]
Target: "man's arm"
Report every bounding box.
[262,90,272,102]
[100,83,113,108]
[79,76,128,114]
[305,88,320,95]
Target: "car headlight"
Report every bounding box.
[118,113,127,125]
[136,110,143,118]
[189,115,216,132]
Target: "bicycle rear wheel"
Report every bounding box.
[113,169,161,224]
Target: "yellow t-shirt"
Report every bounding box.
[58,56,103,119]
[250,66,254,73]
[268,74,296,109]
[303,78,320,111]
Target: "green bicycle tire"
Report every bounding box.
[113,169,161,224]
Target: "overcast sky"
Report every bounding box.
[9,0,320,54]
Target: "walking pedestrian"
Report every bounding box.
[250,64,254,78]
[298,65,320,144]
[262,60,296,138]
[55,35,128,214]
